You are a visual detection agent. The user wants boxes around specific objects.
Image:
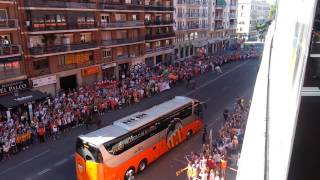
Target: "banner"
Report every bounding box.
[159,82,170,92]
[0,79,29,96]
[65,52,90,65]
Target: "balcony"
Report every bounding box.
[28,21,97,32]
[144,19,174,26]
[101,21,144,29]
[230,14,237,19]
[0,19,18,30]
[30,42,97,56]
[144,5,174,11]
[145,32,175,40]
[215,25,224,30]
[215,15,224,20]
[101,37,145,46]
[23,0,97,9]
[146,45,174,54]
[0,45,21,56]
[99,1,144,10]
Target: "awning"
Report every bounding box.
[0,90,48,109]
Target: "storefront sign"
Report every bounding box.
[82,66,99,76]
[32,75,57,88]
[101,63,116,70]
[0,79,29,96]
[65,52,90,65]
[0,55,22,64]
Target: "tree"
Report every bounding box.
[256,22,270,41]
[269,3,277,21]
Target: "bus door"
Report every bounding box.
[75,138,104,180]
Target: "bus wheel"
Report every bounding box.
[187,130,193,140]
[138,159,148,172]
[124,167,135,180]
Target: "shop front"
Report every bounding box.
[101,63,116,80]
[0,79,48,121]
[31,75,57,95]
[81,66,100,85]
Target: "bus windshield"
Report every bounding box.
[76,138,103,163]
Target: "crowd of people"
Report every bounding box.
[0,49,259,162]
[177,98,249,180]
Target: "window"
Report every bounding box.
[80,33,92,43]
[0,9,7,20]
[132,14,137,21]
[155,41,161,47]
[103,49,111,58]
[115,14,127,21]
[101,14,110,23]
[33,59,49,70]
[58,56,65,66]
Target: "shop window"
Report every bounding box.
[103,49,112,58]
[33,59,49,70]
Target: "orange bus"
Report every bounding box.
[75,96,205,180]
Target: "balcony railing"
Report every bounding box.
[99,1,144,10]
[177,0,201,5]
[58,60,94,71]
[0,19,18,29]
[144,5,174,11]
[0,45,21,56]
[101,21,144,28]
[215,15,224,19]
[101,37,145,46]
[177,25,207,30]
[23,0,97,9]
[215,4,225,9]
[145,32,175,40]
[115,53,141,61]
[230,14,237,19]
[146,45,174,53]
[144,19,174,26]
[30,42,97,55]
[215,26,224,30]
[28,21,97,32]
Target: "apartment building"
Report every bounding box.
[207,0,238,54]
[174,0,238,60]
[174,0,209,59]
[0,0,26,97]
[237,0,270,40]
[0,0,175,95]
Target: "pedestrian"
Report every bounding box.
[223,109,229,121]
[202,126,207,144]
[215,66,222,74]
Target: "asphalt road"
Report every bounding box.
[0,59,260,180]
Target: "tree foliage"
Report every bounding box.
[269,3,277,21]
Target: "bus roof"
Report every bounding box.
[79,125,128,146]
[79,96,193,146]
[113,96,193,131]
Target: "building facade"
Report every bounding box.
[0,1,27,97]
[174,0,238,60]
[0,0,175,95]
[237,0,270,40]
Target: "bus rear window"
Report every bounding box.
[76,138,103,163]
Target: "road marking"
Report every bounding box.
[172,158,186,165]
[37,168,51,176]
[0,149,51,175]
[184,61,250,96]
[54,158,69,167]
